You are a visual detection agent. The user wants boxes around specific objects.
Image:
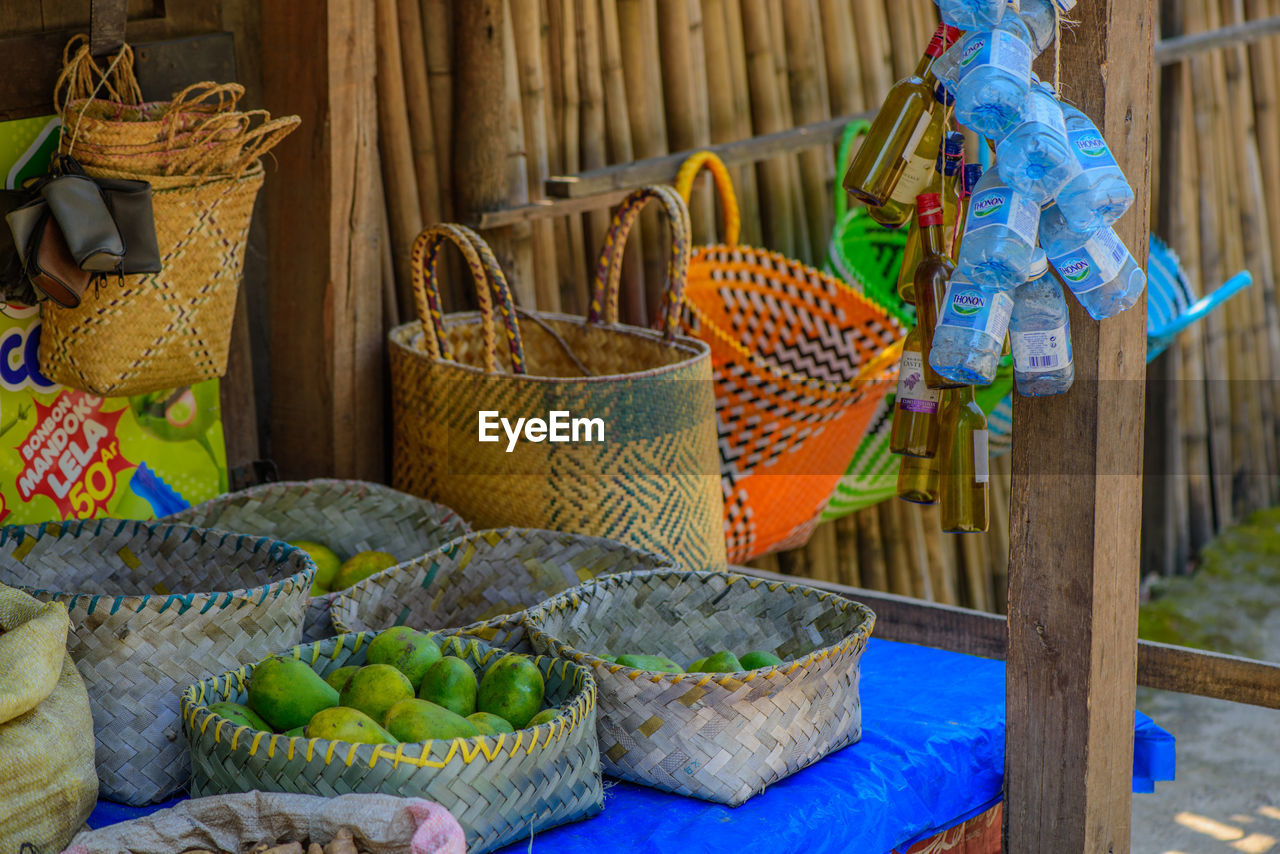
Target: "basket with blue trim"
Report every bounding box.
[181,632,602,854]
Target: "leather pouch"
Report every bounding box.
[40,171,126,272]
[6,202,92,308]
[97,176,161,274]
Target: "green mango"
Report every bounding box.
[331,551,398,592]
[477,655,545,729]
[700,651,744,673]
[615,654,684,674]
[324,666,359,694]
[526,708,559,728]
[418,656,478,717]
[305,707,397,745]
[282,726,307,738]
[383,698,480,742]
[467,711,515,735]
[206,701,270,732]
[339,664,415,724]
[247,656,339,732]
[366,627,442,686]
[687,657,709,673]
[288,541,343,595]
[739,650,784,670]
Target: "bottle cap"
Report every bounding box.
[916,193,944,226]
[926,24,965,58]
[934,83,956,107]
[1028,249,1049,279]
[962,164,984,195]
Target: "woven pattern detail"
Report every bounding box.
[0,520,314,805]
[331,527,677,653]
[39,164,265,396]
[682,243,904,562]
[166,479,471,642]
[182,632,603,854]
[527,569,875,805]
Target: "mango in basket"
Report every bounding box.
[207,701,271,732]
[282,726,307,738]
[324,665,360,693]
[383,698,480,742]
[739,650,784,670]
[367,626,442,685]
[340,664,415,723]
[467,711,514,735]
[477,654,545,728]
[615,654,683,674]
[418,656,478,717]
[527,708,559,727]
[694,651,743,673]
[288,540,343,594]
[331,550,398,592]
[248,656,340,732]
[687,656,708,672]
[306,706,397,745]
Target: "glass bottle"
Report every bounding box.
[938,131,965,254]
[912,193,964,390]
[937,386,990,533]
[843,23,962,208]
[896,218,922,303]
[867,106,953,229]
[889,325,941,458]
[897,453,940,504]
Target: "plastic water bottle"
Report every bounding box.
[1010,250,1075,396]
[951,14,1036,139]
[953,165,1041,290]
[933,0,1006,31]
[994,82,1077,204]
[1055,102,1136,231]
[1019,0,1058,54]
[929,272,1015,386]
[1039,203,1146,319]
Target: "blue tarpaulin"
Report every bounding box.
[90,639,1175,854]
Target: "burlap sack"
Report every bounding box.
[62,793,465,854]
[0,585,98,854]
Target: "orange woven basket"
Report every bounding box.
[676,152,906,563]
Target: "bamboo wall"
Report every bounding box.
[372,0,1280,614]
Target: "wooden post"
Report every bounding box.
[261,1,385,480]
[1004,0,1155,850]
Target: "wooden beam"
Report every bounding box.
[1005,1,1156,850]
[261,0,385,480]
[1154,14,1280,64]
[737,566,1280,709]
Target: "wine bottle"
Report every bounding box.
[938,386,990,533]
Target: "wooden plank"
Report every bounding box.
[89,0,127,55]
[261,0,384,480]
[1004,0,1155,849]
[737,566,1280,709]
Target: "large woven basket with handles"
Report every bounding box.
[0,520,313,805]
[165,479,471,642]
[526,569,876,805]
[388,196,726,574]
[182,632,602,854]
[331,527,677,653]
[675,151,904,563]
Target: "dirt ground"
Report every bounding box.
[1131,509,1280,854]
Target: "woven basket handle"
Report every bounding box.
[588,185,692,341]
[410,224,527,375]
[834,120,871,222]
[169,113,302,178]
[55,35,142,110]
[164,81,246,119]
[674,150,740,247]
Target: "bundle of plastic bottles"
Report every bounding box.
[840,0,1144,532]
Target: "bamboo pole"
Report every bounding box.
[960,531,991,612]
[807,522,840,585]
[510,0,561,312]
[783,0,834,264]
[919,505,955,604]
[720,0,764,246]
[834,515,862,588]
[741,0,795,257]
[397,0,441,227]
[374,0,424,314]
[819,0,865,116]
[498,0,536,306]
[421,0,454,218]
[879,501,914,596]
[899,502,937,601]
[767,0,810,264]
[597,0,648,324]
[855,505,890,592]
[989,454,1011,613]
[884,0,920,81]
[850,0,895,104]
[657,0,715,243]
[576,0,613,310]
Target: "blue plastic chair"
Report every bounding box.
[987,235,1252,456]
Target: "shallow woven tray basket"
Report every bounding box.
[166,479,471,642]
[0,520,314,805]
[331,527,678,653]
[526,569,876,805]
[182,632,603,854]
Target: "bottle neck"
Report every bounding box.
[914,24,960,79]
[921,221,947,258]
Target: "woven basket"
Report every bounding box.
[165,479,472,642]
[331,527,678,653]
[674,151,904,562]
[182,632,603,854]
[0,519,314,805]
[526,569,876,805]
[389,202,725,573]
